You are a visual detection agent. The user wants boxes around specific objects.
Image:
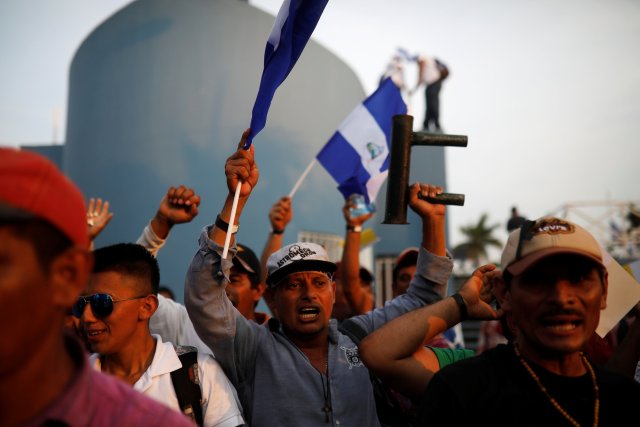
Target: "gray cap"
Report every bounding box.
[266,242,337,287]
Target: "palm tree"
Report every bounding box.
[452,213,502,267]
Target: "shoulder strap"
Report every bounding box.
[338,318,369,344]
[170,345,204,427]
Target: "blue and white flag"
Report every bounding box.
[246,0,329,148]
[316,77,407,204]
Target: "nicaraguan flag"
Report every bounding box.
[246,0,329,148]
[316,77,407,203]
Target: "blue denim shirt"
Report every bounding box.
[185,225,452,427]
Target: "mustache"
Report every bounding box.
[538,307,582,318]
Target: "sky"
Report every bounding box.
[1,0,639,259]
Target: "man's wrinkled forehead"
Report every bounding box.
[276,270,334,285]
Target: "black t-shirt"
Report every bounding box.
[416,343,640,426]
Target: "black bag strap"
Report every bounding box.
[338,318,368,344]
[170,346,204,427]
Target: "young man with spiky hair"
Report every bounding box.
[77,243,244,427]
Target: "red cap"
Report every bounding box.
[0,148,88,247]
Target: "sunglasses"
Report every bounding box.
[71,293,147,318]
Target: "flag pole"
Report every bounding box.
[222,181,242,260]
[289,158,317,199]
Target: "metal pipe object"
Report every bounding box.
[419,192,465,206]
[412,131,468,147]
[383,114,468,224]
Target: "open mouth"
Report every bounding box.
[85,329,106,338]
[298,307,320,321]
[541,318,581,333]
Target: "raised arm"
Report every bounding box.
[184,130,260,384]
[209,131,259,245]
[359,265,501,398]
[340,195,374,314]
[137,185,201,256]
[343,183,454,341]
[260,196,292,284]
[409,183,446,258]
[381,182,448,304]
[129,185,206,351]
[86,197,114,249]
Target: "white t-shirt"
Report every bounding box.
[90,335,244,427]
[151,294,212,355]
[419,55,442,85]
[136,223,213,355]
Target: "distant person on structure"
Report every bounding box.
[380,52,407,94]
[507,206,527,232]
[417,55,449,132]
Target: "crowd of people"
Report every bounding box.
[2,137,640,427]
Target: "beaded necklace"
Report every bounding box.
[514,344,599,427]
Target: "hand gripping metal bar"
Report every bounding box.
[384,114,468,224]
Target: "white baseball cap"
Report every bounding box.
[266,242,337,287]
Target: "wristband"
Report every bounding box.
[451,293,468,321]
[346,225,362,233]
[215,215,238,234]
[271,228,285,235]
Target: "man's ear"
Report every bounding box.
[139,294,159,320]
[600,269,609,310]
[50,248,93,309]
[492,271,512,312]
[252,282,266,303]
[331,281,336,305]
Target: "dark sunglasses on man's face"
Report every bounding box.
[71,293,146,318]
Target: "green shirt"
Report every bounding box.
[429,347,475,368]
